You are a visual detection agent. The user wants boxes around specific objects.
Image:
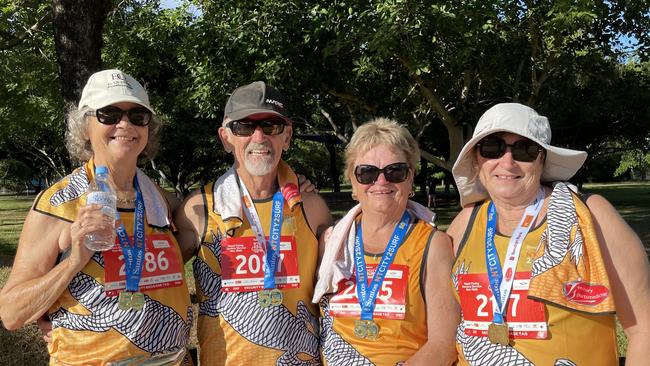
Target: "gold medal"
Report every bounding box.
[269,289,283,306]
[353,319,367,339]
[130,292,145,311]
[118,291,132,310]
[366,320,380,340]
[258,290,271,308]
[488,322,510,345]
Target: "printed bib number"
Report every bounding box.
[458,272,547,339]
[329,264,408,320]
[221,236,300,292]
[104,233,183,296]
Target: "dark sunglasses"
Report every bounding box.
[226,119,287,137]
[95,106,152,126]
[354,162,410,185]
[477,136,543,162]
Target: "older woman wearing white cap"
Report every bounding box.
[447,103,650,365]
[0,69,194,365]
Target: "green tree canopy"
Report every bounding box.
[1,0,648,193]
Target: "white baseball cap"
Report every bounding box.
[78,69,155,114]
[452,103,587,207]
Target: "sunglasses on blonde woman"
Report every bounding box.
[354,162,410,184]
[477,137,543,162]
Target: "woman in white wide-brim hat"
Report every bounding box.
[0,69,194,365]
[447,103,650,365]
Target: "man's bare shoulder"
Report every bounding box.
[300,191,333,238]
[174,189,208,230]
[177,189,206,211]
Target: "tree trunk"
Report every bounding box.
[51,0,112,113]
[326,143,340,192]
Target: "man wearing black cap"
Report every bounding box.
[175,81,332,365]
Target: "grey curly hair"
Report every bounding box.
[65,104,161,163]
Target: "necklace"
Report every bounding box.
[116,196,136,204]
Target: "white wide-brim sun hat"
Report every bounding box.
[452,103,587,207]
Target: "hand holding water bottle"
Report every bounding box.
[83,166,117,251]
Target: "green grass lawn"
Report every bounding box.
[0,196,32,258]
[581,182,650,251]
[0,266,49,365]
[1,182,647,363]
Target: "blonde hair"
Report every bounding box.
[344,117,420,182]
[65,104,161,163]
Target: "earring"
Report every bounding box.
[408,191,415,198]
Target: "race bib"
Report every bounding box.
[328,264,408,320]
[458,272,547,339]
[104,233,183,296]
[220,235,300,292]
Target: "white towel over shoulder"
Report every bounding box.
[211,165,244,221]
[136,169,171,228]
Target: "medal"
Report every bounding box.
[269,288,283,306]
[114,177,147,311]
[241,183,286,306]
[352,212,410,342]
[130,292,145,311]
[484,189,545,344]
[366,320,380,340]
[353,319,367,339]
[488,322,510,345]
[118,291,132,310]
[118,291,145,311]
[258,290,271,308]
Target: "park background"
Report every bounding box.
[1,0,649,364]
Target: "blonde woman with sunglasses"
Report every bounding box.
[0,69,194,365]
[314,118,458,366]
[447,103,650,365]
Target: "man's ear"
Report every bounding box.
[218,127,233,153]
[282,124,293,152]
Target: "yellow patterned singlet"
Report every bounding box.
[34,162,193,366]
[320,215,433,366]
[194,181,320,366]
[452,201,617,365]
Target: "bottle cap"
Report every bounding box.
[95,166,109,176]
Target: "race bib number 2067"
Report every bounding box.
[220,235,300,292]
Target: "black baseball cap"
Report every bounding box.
[224,81,292,123]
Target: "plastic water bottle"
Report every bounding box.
[84,166,117,251]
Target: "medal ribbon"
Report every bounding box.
[115,176,146,293]
[485,188,545,324]
[239,178,285,290]
[354,211,411,321]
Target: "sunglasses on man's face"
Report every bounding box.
[95,106,152,126]
[477,137,543,162]
[226,119,287,137]
[354,162,410,185]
